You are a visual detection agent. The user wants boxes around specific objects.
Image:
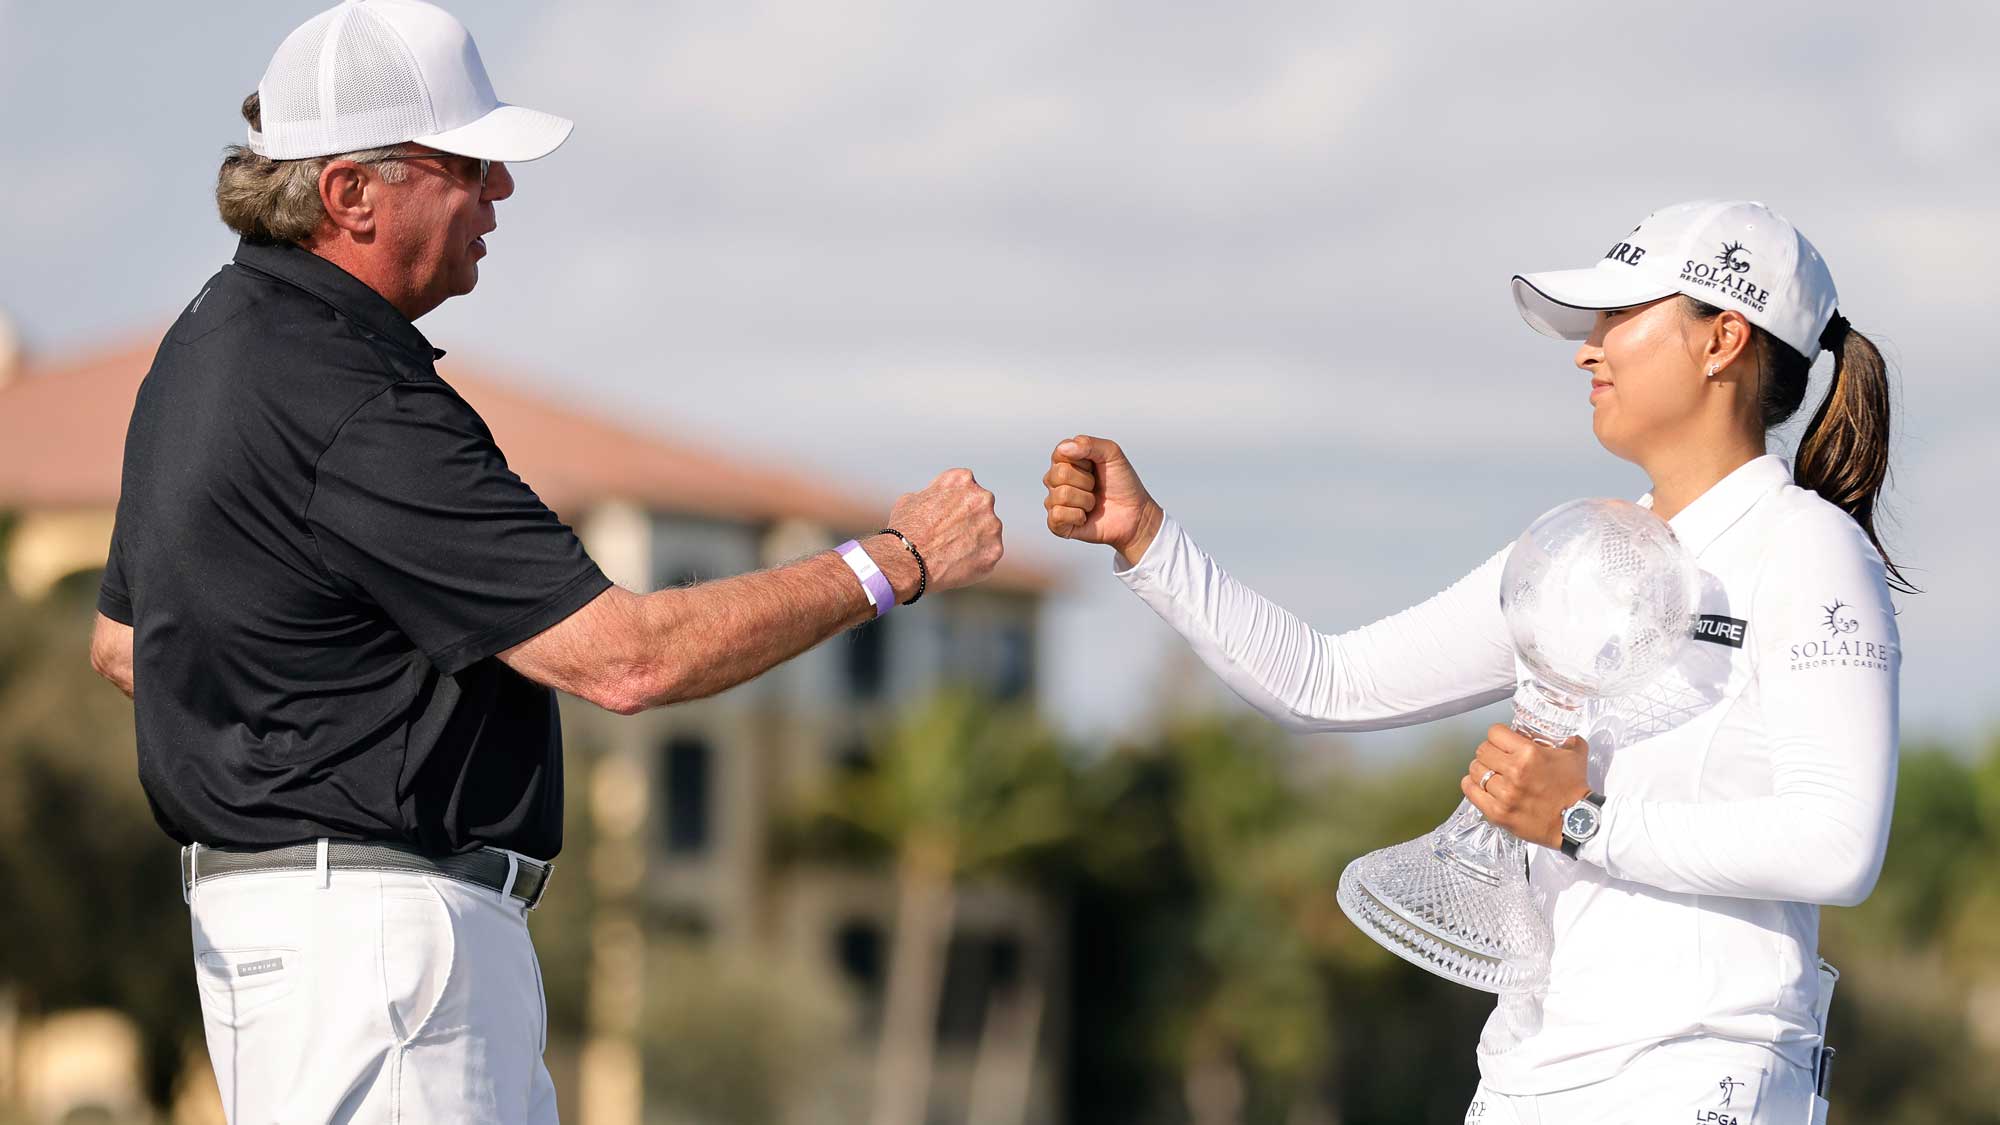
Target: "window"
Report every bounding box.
[833,736,875,773]
[845,616,889,699]
[834,920,885,990]
[661,735,713,855]
[935,934,1027,1045]
[653,558,703,591]
[993,624,1033,701]
[929,616,1033,701]
[834,919,887,1033]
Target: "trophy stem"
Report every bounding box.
[1511,679,1585,747]
[1426,680,1585,886]
[1429,799,1515,887]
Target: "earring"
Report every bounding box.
[1707,365,1718,378]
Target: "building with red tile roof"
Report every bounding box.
[0,332,1052,596]
[0,324,1067,1125]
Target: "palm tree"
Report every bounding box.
[1154,721,1331,1125]
[809,691,1072,1125]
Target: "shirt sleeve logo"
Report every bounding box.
[1789,594,1892,672]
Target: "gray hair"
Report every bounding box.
[216,92,410,245]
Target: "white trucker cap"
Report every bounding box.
[247,0,572,163]
[1512,200,1839,360]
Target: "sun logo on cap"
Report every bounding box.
[1716,242,1752,273]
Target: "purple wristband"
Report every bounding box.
[837,539,896,618]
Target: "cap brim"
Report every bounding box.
[416,103,574,163]
[1511,264,1676,341]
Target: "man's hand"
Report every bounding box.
[1460,723,1592,849]
[879,468,1005,598]
[1042,435,1164,568]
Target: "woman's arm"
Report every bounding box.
[1045,436,1517,732]
[1120,517,1518,730]
[1572,508,1899,905]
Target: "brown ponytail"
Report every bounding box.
[1682,298,1916,594]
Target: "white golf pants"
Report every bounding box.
[1465,1037,1821,1125]
[189,864,558,1123]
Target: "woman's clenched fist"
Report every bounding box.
[1043,435,1164,567]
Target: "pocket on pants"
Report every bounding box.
[381,878,459,1043]
[194,946,299,1028]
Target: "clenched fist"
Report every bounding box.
[879,468,1005,596]
[1043,435,1164,568]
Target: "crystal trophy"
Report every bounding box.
[1335,498,1698,993]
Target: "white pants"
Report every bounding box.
[1466,1038,1819,1125]
[189,865,558,1123]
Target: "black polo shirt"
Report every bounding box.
[98,239,611,860]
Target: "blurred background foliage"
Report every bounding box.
[2,561,1997,1123]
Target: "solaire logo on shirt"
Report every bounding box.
[1821,599,1860,636]
[1689,614,1748,649]
[1681,242,1770,312]
[1789,596,1892,672]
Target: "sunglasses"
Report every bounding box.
[373,151,493,189]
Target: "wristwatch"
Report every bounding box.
[1559,792,1606,859]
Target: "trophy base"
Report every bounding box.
[1335,832,1551,995]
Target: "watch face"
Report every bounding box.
[1564,805,1599,839]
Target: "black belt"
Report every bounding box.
[181,840,553,910]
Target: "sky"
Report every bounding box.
[2,0,1995,756]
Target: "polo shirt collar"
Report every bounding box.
[231,239,445,362]
[1637,454,1791,557]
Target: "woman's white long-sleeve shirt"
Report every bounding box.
[1114,455,1900,1094]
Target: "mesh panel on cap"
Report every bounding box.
[328,4,432,147]
[260,9,336,137]
[256,2,438,158]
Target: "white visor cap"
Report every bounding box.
[1512,200,1839,361]
[248,0,572,163]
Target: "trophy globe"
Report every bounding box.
[1336,498,1698,993]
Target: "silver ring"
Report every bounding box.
[1479,769,1496,792]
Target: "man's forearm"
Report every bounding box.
[632,536,916,707]
[505,467,1001,713]
[509,534,921,714]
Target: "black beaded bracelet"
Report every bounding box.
[877,528,927,606]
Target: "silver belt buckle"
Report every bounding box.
[523,859,553,910]
[487,846,552,909]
